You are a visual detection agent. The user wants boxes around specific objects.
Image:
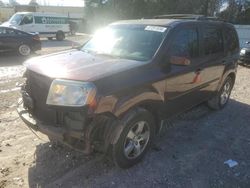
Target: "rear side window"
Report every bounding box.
[224,28,239,53]
[203,27,224,55]
[169,28,199,58]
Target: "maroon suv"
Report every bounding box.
[18,15,239,168]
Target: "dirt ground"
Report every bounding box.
[1,37,250,187]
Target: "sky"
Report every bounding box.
[2,0,85,7]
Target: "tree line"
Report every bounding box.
[84,0,250,24]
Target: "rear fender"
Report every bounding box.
[217,65,237,91]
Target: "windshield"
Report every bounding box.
[9,14,24,25]
[82,25,167,61]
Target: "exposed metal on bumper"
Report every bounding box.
[17,103,92,154]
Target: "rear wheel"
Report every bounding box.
[18,44,31,56]
[112,108,155,168]
[56,31,65,41]
[207,77,234,110]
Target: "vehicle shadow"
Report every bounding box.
[239,63,250,69]
[28,99,250,188]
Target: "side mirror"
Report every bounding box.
[170,56,191,66]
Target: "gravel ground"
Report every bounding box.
[0,39,250,188]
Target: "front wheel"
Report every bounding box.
[207,77,234,110]
[112,108,155,168]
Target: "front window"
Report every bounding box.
[21,15,33,25]
[170,28,199,58]
[9,14,24,25]
[82,25,167,61]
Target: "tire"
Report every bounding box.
[112,108,155,169]
[48,37,53,40]
[56,31,65,41]
[207,77,234,110]
[18,44,31,56]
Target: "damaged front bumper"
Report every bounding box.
[17,100,123,155]
[17,100,94,154]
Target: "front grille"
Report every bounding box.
[24,70,57,124]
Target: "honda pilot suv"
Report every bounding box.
[18,15,239,168]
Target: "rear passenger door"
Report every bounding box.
[2,28,20,50]
[198,25,226,95]
[0,28,15,52]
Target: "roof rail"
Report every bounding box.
[153,14,220,21]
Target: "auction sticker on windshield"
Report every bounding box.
[145,26,167,32]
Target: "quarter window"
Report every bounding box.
[204,27,224,55]
[170,28,199,59]
[225,29,239,53]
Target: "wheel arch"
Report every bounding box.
[93,98,164,152]
[227,72,236,85]
[217,70,236,91]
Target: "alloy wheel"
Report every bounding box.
[123,121,150,159]
[220,81,232,105]
[19,44,31,56]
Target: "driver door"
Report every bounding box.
[20,14,35,33]
[164,24,206,117]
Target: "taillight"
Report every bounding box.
[32,35,40,41]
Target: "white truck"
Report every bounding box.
[2,12,70,41]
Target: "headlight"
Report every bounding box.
[46,79,97,107]
[240,49,246,55]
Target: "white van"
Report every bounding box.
[2,12,70,41]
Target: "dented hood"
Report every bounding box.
[24,50,145,81]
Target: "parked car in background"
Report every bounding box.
[239,41,250,65]
[18,15,239,168]
[2,12,70,41]
[0,26,41,56]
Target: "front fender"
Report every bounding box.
[94,90,164,118]
[113,92,164,117]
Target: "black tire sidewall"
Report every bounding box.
[56,31,65,41]
[113,109,155,168]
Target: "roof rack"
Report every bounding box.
[153,14,220,21]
